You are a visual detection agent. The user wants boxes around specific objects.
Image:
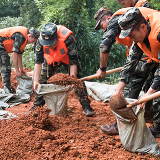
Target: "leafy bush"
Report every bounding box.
[3,0,160,84]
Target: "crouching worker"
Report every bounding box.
[0,26,40,93]
[28,23,95,117]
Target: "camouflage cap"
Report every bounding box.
[118,7,143,39]
[29,27,40,39]
[39,23,58,46]
[94,6,111,30]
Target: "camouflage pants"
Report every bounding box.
[123,60,160,126]
[34,59,91,109]
[0,49,12,89]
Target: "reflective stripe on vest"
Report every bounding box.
[0,26,28,53]
[44,25,74,65]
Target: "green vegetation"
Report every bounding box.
[0,0,160,84]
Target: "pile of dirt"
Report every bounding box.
[47,73,82,86]
[0,70,160,159]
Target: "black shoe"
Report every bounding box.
[101,122,119,135]
[149,125,160,138]
[83,106,95,117]
[24,105,37,115]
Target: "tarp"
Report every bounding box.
[0,73,33,118]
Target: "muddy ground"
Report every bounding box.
[0,69,160,159]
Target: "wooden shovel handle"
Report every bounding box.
[127,91,160,108]
[80,67,123,81]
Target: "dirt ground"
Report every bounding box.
[0,69,160,159]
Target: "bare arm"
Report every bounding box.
[96,51,109,79]
[18,54,23,70]
[33,63,42,91]
[12,52,21,77]
[17,54,26,74]
[70,65,77,76]
[113,81,126,96]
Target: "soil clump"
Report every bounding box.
[47,73,82,86]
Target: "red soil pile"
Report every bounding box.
[47,73,82,86]
[0,70,159,159]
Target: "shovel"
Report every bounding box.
[109,94,138,120]
[80,67,123,81]
[127,91,160,108]
[110,91,160,120]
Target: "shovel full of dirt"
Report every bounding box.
[109,94,138,120]
[110,91,160,120]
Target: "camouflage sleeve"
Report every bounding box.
[141,2,152,8]
[151,70,160,91]
[120,42,143,84]
[11,32,26,54]
[100,15,121,53]
[150,34,160,90]
[65,34,79,65]
[34,39,44,64]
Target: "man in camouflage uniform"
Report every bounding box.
[94,6,157,135]
[28,23,95,117]
[0,27,39,93]
[118,0,151,8]
[113,7,160,138]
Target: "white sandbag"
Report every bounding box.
[37,84,71,115]
[114,98,160,155]
[84,81,118,102]
[0,73,32,110]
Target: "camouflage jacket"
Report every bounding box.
[0,32,25,54]
[100,15,121,53]
[34,34,79,66]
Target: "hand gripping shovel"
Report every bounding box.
[110,91,160,120]
[80,67,123,81]
[127,91,160,108]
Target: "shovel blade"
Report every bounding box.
[109,94,137,120]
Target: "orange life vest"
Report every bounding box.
[137,12,160,63]
[134,0,150,7]
[43,25,74,66]
[0,26,28,53]
[113,7,158,56]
